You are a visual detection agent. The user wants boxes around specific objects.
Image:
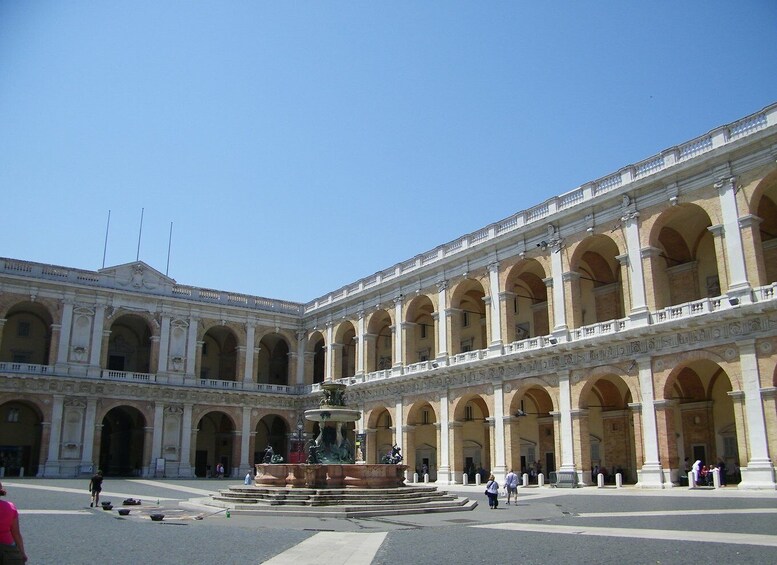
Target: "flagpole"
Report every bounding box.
[166,221,173,276]
[101,210,111,269]
[136,208,144,261]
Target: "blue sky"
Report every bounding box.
[2,2,776,303]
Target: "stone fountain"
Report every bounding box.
[253,381,408,488]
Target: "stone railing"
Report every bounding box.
[0,258,303,316]
[305,103,777,313]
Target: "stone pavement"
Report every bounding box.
[4,478,777,564]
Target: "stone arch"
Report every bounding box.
[254,413,291,464]
[451,392,492,479]
[449,279,488,355]
[0,398,44,476]
[199,324,239,381]
[307,330,325,384]
[256,332,291,385]
[567,234,625,328]
[405,400,439,481]
[0,301,54,365]
[366,309,393,371]
[106,314,154,373]
[750,169,777,285]
[503,258,550,342]
[575,372,637,483]
[194,409,238,478]
[99,404,147,476]
[404,294,436,364]
[333,320,357,379]
[366,406,395,465]
[507,383,556,479]
[647,203,720,308]
[660,357,739,482]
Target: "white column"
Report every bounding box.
[179,404,194,477]
[295,331,306,385]
[88,305,106,369]
[46,395,64,473]
[487,262,503,349]
[355,312,366,375]
[436,281,449,361]
[56,301,74,365]
[715,176,751,299]
[157,315,171,373]
[151,402,164,462]
[394,398,404,456]
[80,397,98,469]
[325,322,334,381]
[737,340,776,489]
[635,358,664,487]
[558,372,575,472]
[185,317,198,377]
[492,382,507,481]
[438,389,451,484]
[622,209,650,323]
[240,406,252,473]
[393,296,404,369]
[550,245,567,334]
[244,323,255,382]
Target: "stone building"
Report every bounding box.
[1,103,776,489]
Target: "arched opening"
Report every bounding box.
[99,406,146,476]
[650,204,720,308]
[107,315,152,373]
[570,235,624,328]
[509,386,555,481]
[255,414,290,464]
[504,259,549,342]
[194,411,235,478]
[200,326,238,381]
[309,332,325,384]
[407,402,438,481]
[257,334,290,385]
[450,280,487,355]
[755,177,777,284]
[453,394,491,482]
[0,302,53,365]
[0,400,43,476]
[580,376,637,484]
[665,361,738,485]
[367,310,393,371]
[405,296,436,364]
[334,322,357,379]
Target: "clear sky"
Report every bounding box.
[2,2,776,303]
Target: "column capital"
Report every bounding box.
[436,280,448,292]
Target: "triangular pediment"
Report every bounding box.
[99,261,176,290]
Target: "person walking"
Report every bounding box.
[485,474,500,509]
[88,469,104,507]
[504,469,519,505]
[0,481,27,564]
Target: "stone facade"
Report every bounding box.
[1,103,777,489]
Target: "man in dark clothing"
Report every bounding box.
[88,470,104,507]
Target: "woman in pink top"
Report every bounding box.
[0,482,27,564]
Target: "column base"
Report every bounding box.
[435,466,452,485]
[738,462,776,490]
[635,464,665,488]
[628,308,651,327]
[176,465,195,478]
[488,341,503,354]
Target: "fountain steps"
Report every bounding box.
[184,485,477,518]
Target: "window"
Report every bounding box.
[462,312,470,327]
[422,409,430,425]
[6,407,20,423]
[420,324,427,339]
[465,404,473,421]
[17,321,30,337]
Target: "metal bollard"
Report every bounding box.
[712,467,721,489]
[689,470,697,489]
[615,472,623,488]
[424,473,429,484]
[475,474,481,486]
[413,472,419,483]
[462,474,469,486]
[597,473,604,488]
[537,473,545,487]
[522,473,529,487]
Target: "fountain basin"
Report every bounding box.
[254,463,407,489]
